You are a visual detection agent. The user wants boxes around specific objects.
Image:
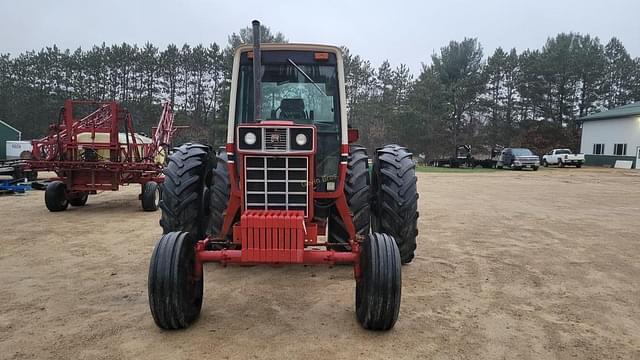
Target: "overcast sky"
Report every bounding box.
[1,0,638,73]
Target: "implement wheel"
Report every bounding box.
[356,232,402,330]
[69,192,89,207]
[372,144,419,264]
[328,144,370,251]
[160,143,213,239]
[141,181,160,211]
[45,181,69,212]
[148,231,203,330]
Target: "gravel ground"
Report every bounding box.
[0,167,639,359]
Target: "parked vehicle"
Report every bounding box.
[0,159,37,181]
[542,149,584,168]
[430,144,473,168]
[430,144,503,169]
[496,148,540,170]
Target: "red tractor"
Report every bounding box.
[30,100,176,212]
[148,21,419,331]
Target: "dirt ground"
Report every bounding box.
[1,167,639,359]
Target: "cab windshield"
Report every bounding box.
[512,148,534,156]
[235,51,340,131]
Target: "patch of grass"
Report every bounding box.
[416,166,498,173]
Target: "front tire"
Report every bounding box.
[141,181,160,211]
[543,159,548,167]
[160,143,212,239]
[371,145,418,264]
[356,232,401,330]
[148,231,203,330]
[45,181,69,212]
[328,145,370,251]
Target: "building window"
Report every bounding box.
[593,143,605,154]
[613,143,627,156]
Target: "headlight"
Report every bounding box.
[244,131,257,145]
[295,133,307,146]
[289,128,313,151]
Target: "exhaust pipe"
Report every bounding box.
[252,20,262,121]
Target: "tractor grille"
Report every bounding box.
[264,128,287,151]
[245,156,309,216]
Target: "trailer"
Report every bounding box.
[0,159,37,180]
[430,145,503,169]
[29,100,177,212]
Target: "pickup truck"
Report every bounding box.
[496,148,540,170]
[542,149,584,168]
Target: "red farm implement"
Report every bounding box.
[148,21,419,331]
[29,100,177,212]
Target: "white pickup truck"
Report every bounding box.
[542,149,585,168]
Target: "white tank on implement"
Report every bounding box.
[6,141,33,160]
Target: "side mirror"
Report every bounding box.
[348,128,359,143]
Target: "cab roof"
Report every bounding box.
[234,43,342,57]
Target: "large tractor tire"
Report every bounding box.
[328,145,371,251]
[372,144,419,264]
[141,181,160,211]
[159,143,212,240]
[208,149,231,237]
[148,231,203,330]
[45,181,69,212]
[356,232,401,330]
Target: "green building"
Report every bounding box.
[579,102,640,168]
[0,119,22,160]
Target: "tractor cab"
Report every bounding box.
[148,20,419,332]
[231,43,346,195]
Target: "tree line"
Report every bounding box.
[345,34,640,159]
[1,25,639,159]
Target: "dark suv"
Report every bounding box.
[497,148,540,170]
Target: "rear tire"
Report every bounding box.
[208,149,231,238]
[328,145,370,251]
[159,143,212,240]
[559,159,565,168]
[69,192,89,207]
[356,232,401,330]
[576,164,582,168]
[141,181,160,211]
[533,166,539,171]
[371,145,418,264]
[45,181,69,212]
[148,231,203,330]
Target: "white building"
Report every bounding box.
[579,102,640,168]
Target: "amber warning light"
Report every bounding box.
[314,52,329,61]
